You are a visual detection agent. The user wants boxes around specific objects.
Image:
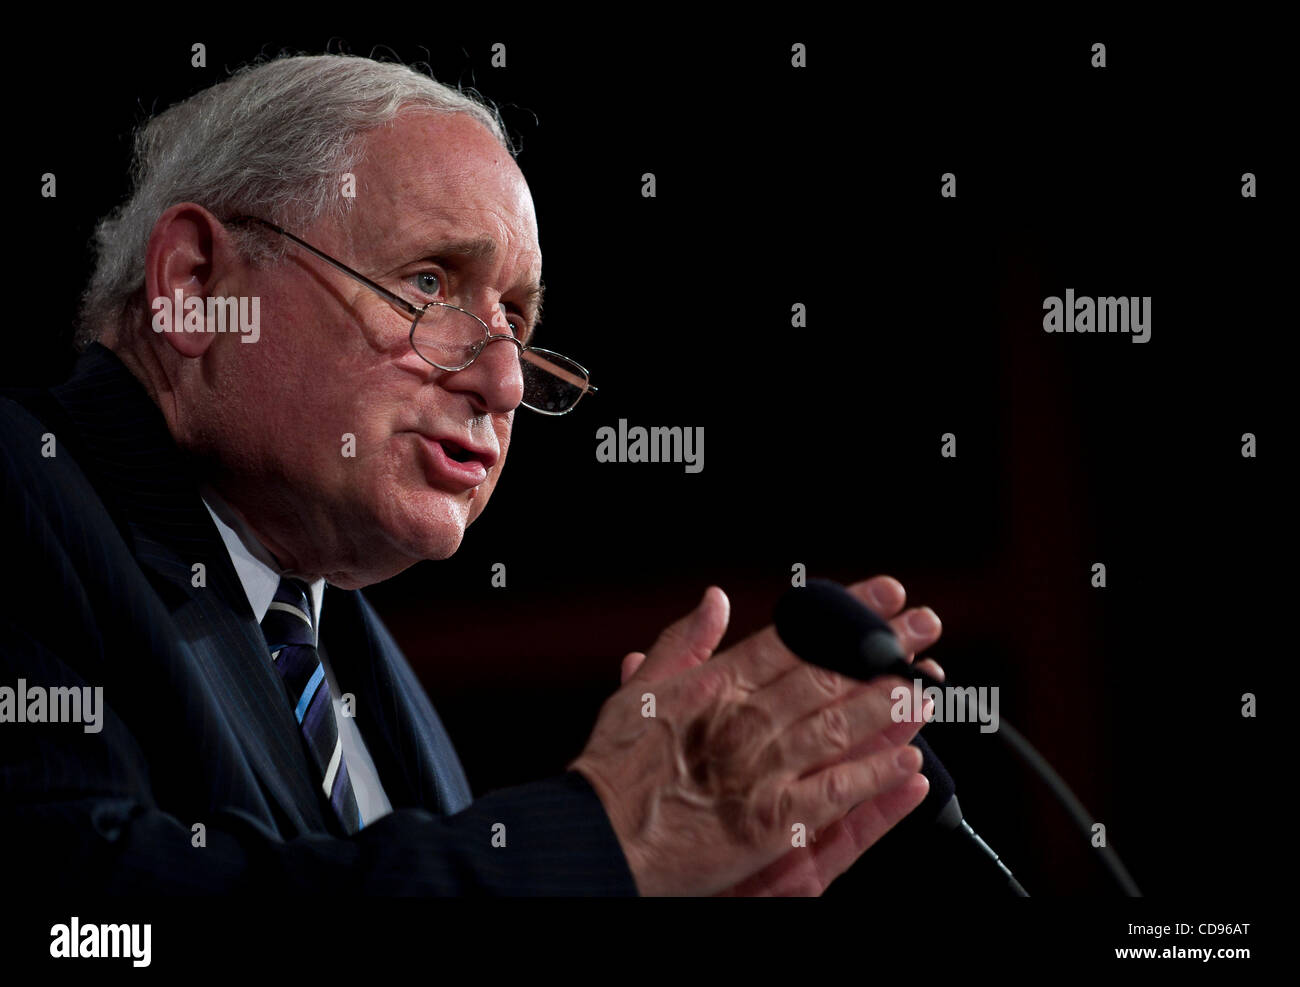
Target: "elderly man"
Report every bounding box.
[0,53,944,895]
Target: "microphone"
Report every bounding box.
[775,578,1028,895]
[774,576,943,690]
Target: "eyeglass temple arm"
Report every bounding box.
[226,215,423,318]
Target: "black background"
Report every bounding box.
[5,22,1285,919]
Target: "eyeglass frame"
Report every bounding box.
[223,215,598,416]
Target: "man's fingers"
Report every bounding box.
[845,575,906,620]
[889,606,942,661]
[843,576,944,676]
[717,766,931,897]
[786,743,924,838]
[797,772,932,893]
[629,586,731,684]
[915,657,944,682]
[838,690,935,762]
[780,677,930,773]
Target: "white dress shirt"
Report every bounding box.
[200,488,393,828]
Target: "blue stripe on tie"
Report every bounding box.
[295,664,325,723]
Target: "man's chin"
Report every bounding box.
[353,484,475,571]
[407,528,465,562]
[389,501,468,561]
[326,521,464,589]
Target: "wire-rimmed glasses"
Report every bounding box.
[226,216,597,415]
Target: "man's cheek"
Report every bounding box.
[345,421,405,468]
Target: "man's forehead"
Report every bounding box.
[354,112,539,262]
[362,113,530,214]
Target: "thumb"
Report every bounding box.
[629,586,730,685]
[620,651,647,684]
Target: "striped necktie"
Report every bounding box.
[260,576,362,835]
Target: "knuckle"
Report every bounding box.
[752,784,795,833]
[750,628,797,678]
[823,764,855,806]
[819,704,852,753]
[687,662,733,707]
[805,663,842,698]
[864,751,894,794]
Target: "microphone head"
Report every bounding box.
[774,578,905,680]
[773,578,959,827]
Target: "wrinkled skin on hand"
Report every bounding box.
[569,575,945,897]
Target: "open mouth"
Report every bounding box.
[415,434,489,491]
[414,432,497,479]
[439,439,476,464]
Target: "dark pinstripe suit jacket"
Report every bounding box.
[0,343,637,895]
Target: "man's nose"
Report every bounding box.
[444,305,525,413]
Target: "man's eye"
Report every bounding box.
[411,272,442,297]
[499,303,523,337]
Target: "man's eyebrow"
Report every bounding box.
[425,236,498,263]
[523,281,545,328]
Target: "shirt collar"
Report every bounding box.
[200,485,326,645]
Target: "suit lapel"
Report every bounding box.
[49,344,333,835]
[323,586,472,816]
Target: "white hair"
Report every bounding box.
[76,53,512,349]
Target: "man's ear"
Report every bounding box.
[143,203,243,358]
